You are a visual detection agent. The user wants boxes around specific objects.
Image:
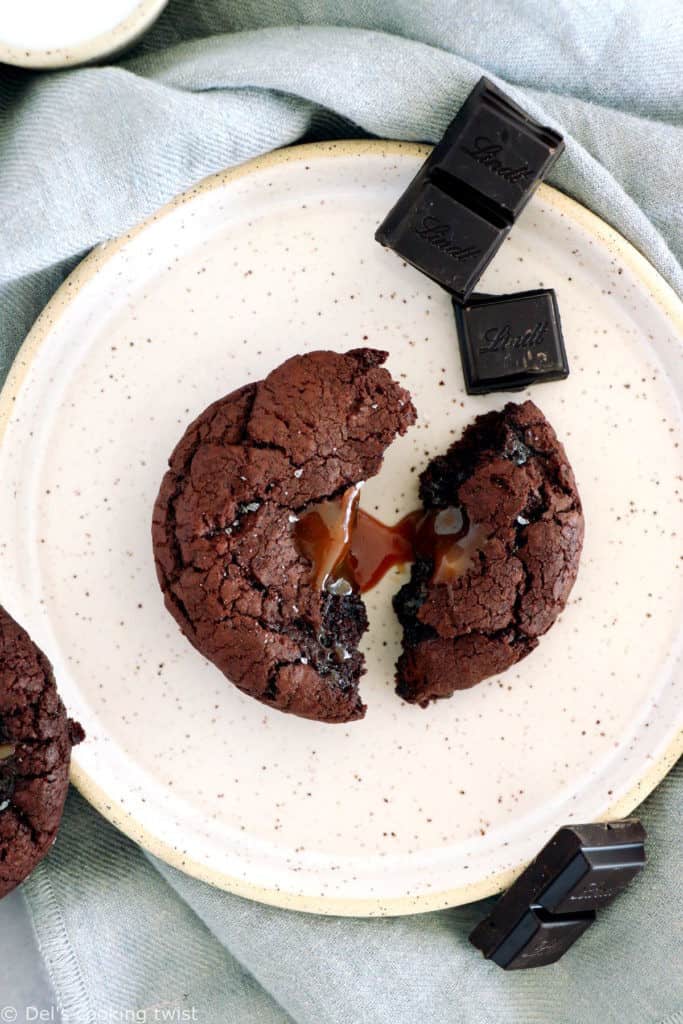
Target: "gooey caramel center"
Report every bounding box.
[294,486,481,593]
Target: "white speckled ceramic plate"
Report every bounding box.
[1,141,682,916]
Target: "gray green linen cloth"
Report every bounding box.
[1,2,682,1021]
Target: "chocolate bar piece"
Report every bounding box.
[453,288,569,394]
[377,178,510,300]
[375,77,564,300]
[484,906,595,970]
[432,77,564,220]
[470,820,646,970]
[536,822,647,914]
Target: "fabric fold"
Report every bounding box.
[24,793,294,1024]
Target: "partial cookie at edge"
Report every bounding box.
[0,605,85,898]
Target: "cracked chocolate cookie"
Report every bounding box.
[0,605,84,898]
[152,348,416,723]
[394,400,583,705]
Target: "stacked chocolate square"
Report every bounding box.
[375,77,569,395]
[470,820,646,969]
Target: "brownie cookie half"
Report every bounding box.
[394,400,584,705]
[152,349,416,723]
[0,605,84,899]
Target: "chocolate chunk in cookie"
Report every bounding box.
[394,400,583,705]
[152,349,416,723]
[0,605,84,899]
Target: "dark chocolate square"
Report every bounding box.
[454,288,568,394]
[375,179,510,301]
[538,843,646,915]
[490,907,595,970]
[432,77,564,219]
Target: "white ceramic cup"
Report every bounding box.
[0,0,169,69]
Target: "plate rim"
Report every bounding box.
[0,0,168,69]
[1,139,682,916]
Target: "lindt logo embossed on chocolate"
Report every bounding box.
[480,320,548,354]
[461,136,534,186]
[413,216,481,262]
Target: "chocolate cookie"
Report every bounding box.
[0,605,84,898]
[394,400,583,705]
[152,349,416,723]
